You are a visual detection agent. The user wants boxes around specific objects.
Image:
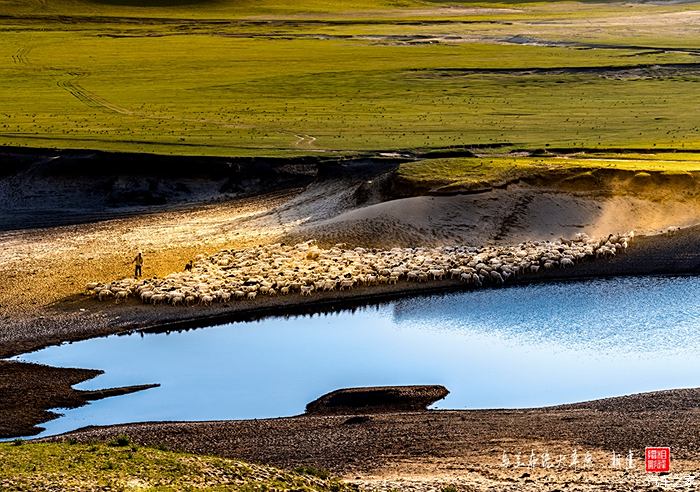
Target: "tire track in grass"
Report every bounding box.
[8,39,306,149]
[9,42,133,116]
[11,46,30,65]
[55,74,262,134]
[57,72,134,115]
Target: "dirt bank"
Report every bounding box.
[303,186,700,246]
[306,386,449,415]
[0,146,403,231]
[0,360,158,438]
[47,387,700,491]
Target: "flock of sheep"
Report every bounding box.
[85,232,633,307]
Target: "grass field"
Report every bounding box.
[1,0,699,157]
[398,151,700,192]
[0,440,352,491]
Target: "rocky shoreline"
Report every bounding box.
[40,387,700,491]
[0,360,158,438]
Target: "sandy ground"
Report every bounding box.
[306,185,700,246]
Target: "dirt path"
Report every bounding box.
[294,134,318,147]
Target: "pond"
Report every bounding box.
[14,275,700,438]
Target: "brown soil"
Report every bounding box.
[306,386,449,415]
[0,360,157,438]
[47,388,700,491]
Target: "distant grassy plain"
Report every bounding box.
[0,0,699,157]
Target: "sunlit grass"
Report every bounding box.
[398,153,700,190]
[0,441,352,491]
[0,0,698,156]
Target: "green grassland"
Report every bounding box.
[0,440,353,491]
[0,0,699,157]
[398,152,700,191]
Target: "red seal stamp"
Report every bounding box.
[645,447,670,473]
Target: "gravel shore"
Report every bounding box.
[48,388,700,491]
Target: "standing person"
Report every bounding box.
[184,260,193,272]
[132,251,143,278]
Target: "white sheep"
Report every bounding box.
[86,233,635,307]
[85,282,100,295]
[98,289,113,301]
[115,290,129,303]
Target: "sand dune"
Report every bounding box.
[298,184,700,247]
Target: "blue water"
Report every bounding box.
[13,276,700,438]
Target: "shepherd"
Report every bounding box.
[132,251,143,278]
